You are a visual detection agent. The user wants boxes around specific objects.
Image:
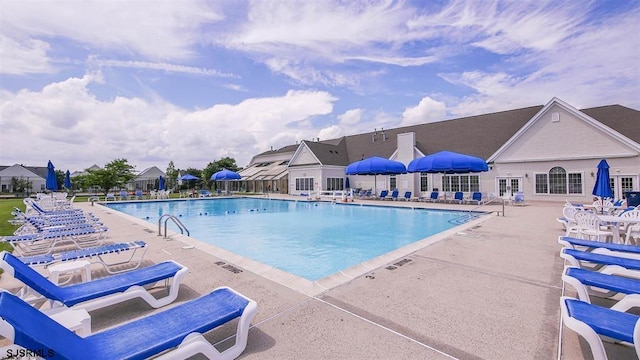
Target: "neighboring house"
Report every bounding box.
[0,164,47,192]
[240,97,640,203]
[70,164,101,177]
[134,166,166,191]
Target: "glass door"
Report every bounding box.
[497,177,522,197]
[610,175,637,200]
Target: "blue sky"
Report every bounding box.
[1,0,639,173]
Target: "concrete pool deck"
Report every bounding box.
[1,196,636,359]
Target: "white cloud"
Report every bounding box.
[0,35,52,74]
[0,76,338,171]
[401,97,446,126]
[1,0,223,75]
[92,58,236,78]
[338,109,362,126]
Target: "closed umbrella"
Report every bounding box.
[45,160,58,191]
[345,156,407,194]
[592,159,613,212]
[158,176,165,190]
[211,169,241,195]
[64,170,72,189]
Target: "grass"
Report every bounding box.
[0,198,22,252]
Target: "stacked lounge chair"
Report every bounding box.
[0,201,259,360]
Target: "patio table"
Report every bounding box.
[597,214,640,244]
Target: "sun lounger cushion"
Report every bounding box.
[560,236,640,254]
[564,297,637,344]
[562,248,640,271]
[0,288,252,360]
[17,241,147,266]
[566,267,640,295]
[3,252,182,307]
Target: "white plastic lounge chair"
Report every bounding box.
[119,190,129,201]
[560,296,640,360]
[557,205,580,236]
[0,286,257,360]
[0,251,187,312]
[104,193,116,201]
[464,192,484,205]
[24,198,84,216]
[422,191,439,202]
[560,248,640,279]
[18,240,148,276]
[559,236,640,257]
[1,225,109,256]
[562,266,640,307]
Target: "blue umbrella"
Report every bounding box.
[407,151,488,201]
[407,151,488,173]
[345,156,407,175]
[45,160,58,191]
[345,156,406,194]
[158,176,165,190]
[64,170,72,189]
[210,169,241,180]
[592,159,613,199]
[211,169,241,195]
[178,174,199,181]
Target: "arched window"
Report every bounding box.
[549,167,567,194]
[534,167,583,195]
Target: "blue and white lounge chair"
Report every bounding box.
[1,225,109,256]
[562,266,640,307]
[401,191,412,201]
[465,192,484,205]
[24,198,83,216]
[119,190,129,201]
[389,189,399,201]
[378,190,389,200]
[18,240,148,276]
[560,248,640,279]
[422,191,439,202]
[560,296,640,360]
[0,251,187,312]
[559,236,640,256]
[452,191,464,204]
[0,287,257,360]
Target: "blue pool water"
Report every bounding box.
[105,198,479,281]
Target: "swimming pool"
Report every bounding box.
[105,198,481,281]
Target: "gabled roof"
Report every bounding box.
[488,98,640,162]
[342,106,544,163]
[301,139,350,166]
[581,104,640,144]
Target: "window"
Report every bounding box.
[295,177,314,191]
[534,167,583,195]
[390,175,397,190]
[326,177,344,191]
[549,167,566,194]
[420,173,429,192]
[442,175,480,192]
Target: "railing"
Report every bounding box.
[468,196,506,216]
[158,214,190,238]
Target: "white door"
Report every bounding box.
[609,175,638,200]
[497,177,522,197]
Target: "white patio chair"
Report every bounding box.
[574,210,614,242]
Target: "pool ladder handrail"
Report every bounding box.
[158,214,190,238]
[468,196,506,216]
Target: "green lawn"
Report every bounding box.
[0,199,21,253]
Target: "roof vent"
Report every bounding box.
[381,128,386,141]
[372,128,377,143]
[551,112,560,122]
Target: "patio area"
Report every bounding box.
[1,196,635,359]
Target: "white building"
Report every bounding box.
[240,98,640,203]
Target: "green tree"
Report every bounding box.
[85,159,136,196]
[166,161,178,190]
[10,177,32,194]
